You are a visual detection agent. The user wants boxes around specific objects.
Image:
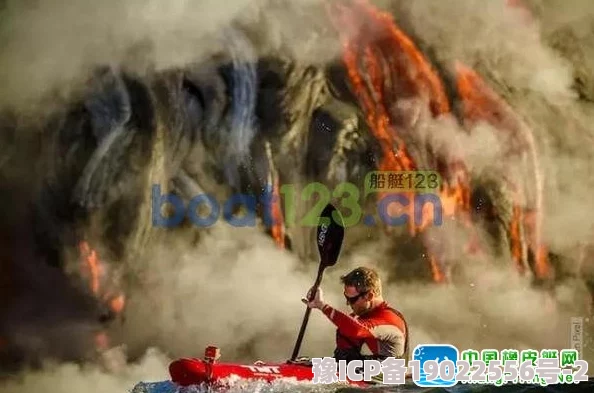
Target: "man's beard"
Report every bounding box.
[355,301,372,316]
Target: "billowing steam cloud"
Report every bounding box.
[1,0,594,393]
[393,0,594,250]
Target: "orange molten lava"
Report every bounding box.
[94,331,110,351]
[327,0,477,283]
[506,0,533,21]
[79,241,127,316]
[79,241,127,351]
[109,294,126,314]
[429,256,446,283]
[79,241,100,295]
[265,141,286,250]
[455,62,551,280]
[270,175,286,249]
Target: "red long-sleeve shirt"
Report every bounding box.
[321,301,408,359]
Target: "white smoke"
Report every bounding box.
[0,348,171,393]
[0,0,343,113]
[394,0,594,252]
[1,0,594,392]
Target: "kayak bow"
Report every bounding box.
[168,345,368,387]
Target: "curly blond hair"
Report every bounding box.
[340,266,382,296]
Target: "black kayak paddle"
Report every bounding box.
[290,203,345,361]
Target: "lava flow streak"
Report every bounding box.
[79,241,127,349]
[326,0,478,282]
[265,141,287,249]
[455,62,551,281]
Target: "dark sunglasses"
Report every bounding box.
[344,291,368,305]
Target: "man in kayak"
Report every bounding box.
[302,266,409,363]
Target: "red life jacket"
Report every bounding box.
[329,302,409,362]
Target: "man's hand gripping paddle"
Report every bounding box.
[290,203,344,362]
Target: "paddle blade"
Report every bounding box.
[316,204,344,267]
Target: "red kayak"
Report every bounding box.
[168,345,369,387]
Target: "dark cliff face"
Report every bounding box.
[1,0,593,373]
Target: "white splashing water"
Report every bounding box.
[132,376,367,393]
